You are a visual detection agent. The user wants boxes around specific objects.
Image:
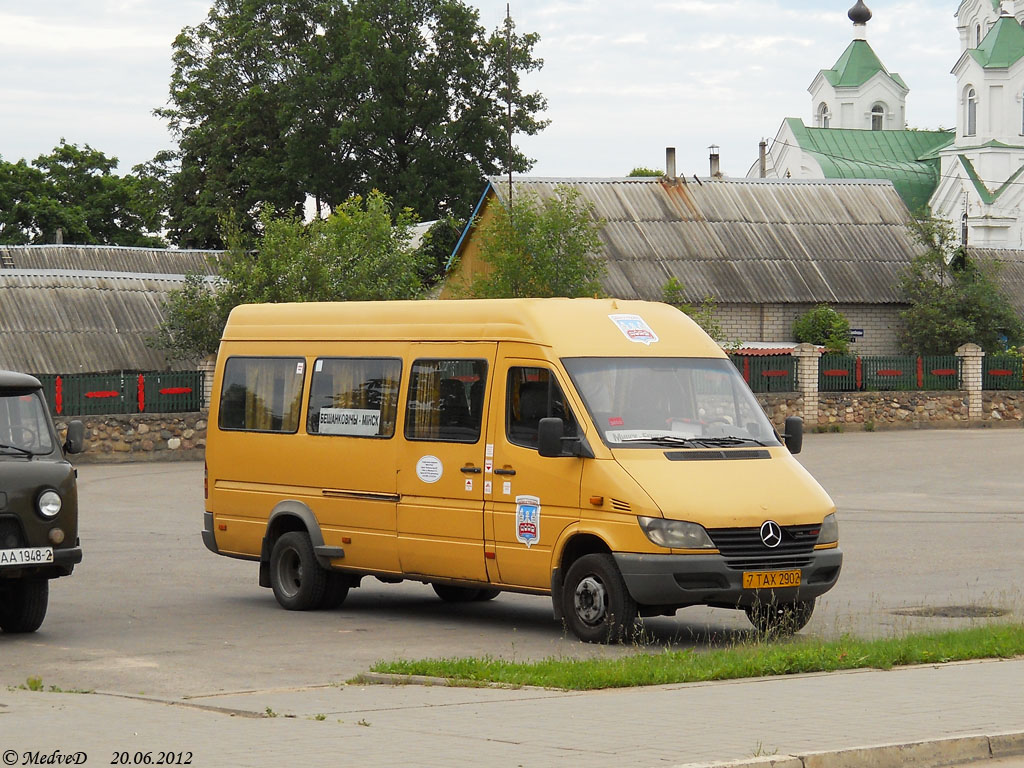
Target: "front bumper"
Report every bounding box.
[0,544,82,579]
[614,547,842,609]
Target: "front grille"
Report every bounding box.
[708,524,820,570]
[0,516,27,549]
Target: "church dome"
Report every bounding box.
[848,1,872,25]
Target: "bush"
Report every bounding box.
[793,305,851,354]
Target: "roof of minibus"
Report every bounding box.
[221,298,726,358]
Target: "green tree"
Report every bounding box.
[155,0,547,248]
[465,185,606,298]
[153,190,425,360]
[661,277,728,343]
[627,167,664,177]
[416,217,465,287]
[793,304,851,354]
[0,142,165,246]
[898,218,1024,354]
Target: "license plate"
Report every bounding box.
[743,569,801,589]
[0,547,54,567]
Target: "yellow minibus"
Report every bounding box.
[203,298,841,641]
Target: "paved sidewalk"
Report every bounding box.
[0,658,1021,768]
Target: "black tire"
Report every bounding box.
[318,573,351,609]
[474,588,501,601]
[745,599,815,637]
[562,553,637,643]
[270,531,328,611]
[0,580,49,633]
[432,584,481,602]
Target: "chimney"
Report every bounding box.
[665,147,676,180]
[758,140,767,178]
[709,145,721,178]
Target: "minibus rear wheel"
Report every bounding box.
[433,584,482,602]
[562,554,637,643]
[745,599,815,637]
[270,531,328,610]
[0,580,48,633]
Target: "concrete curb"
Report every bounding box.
[668,732,1024,768]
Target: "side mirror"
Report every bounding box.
[64,420,85,455]
[782,416,803,455]
[537,417,564,457]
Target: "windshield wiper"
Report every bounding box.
[692,436,767,447]
[618,435,700,447]
[0,442,33,457]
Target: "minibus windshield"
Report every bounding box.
[0,390,55,456]
[563,357,781,449]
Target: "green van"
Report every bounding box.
[0,370,84,633]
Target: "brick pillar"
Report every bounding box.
[791,343,820,425]
[198,355,217,410]
[956,343,984,421]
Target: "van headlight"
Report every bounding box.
[819,513,839,544]
[37,489,62,519]
[638,516,715,549]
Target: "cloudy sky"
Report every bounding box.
[0,1,959,182]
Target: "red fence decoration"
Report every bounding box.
[32,371,204,417]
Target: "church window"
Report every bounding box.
[976,23,982,47]
[967,88,978,136]
[817,102,831,128]
[871,104,885,131]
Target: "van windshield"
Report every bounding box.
[563,357,781,449]
[0,390,55,456]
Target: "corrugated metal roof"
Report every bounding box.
[0,244,221,275]
[484,176,924,304]
[0,272,192,374]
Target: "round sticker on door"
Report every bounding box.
[415,455,443,483]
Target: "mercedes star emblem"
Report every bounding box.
[760,520,783,548]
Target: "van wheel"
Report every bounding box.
[0,580,49,633]
[432,584,481,602]
[474,588,500,601]
[270,532,327,610]
[745,599,815,637]
[318,573,351,609]
[562,554,637,643]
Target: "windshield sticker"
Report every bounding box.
[515,495,541,548]
[606,429,676,444]
[415,455,443,483]
[319,408,382,436]
[609,314,658,345]
[608,417,624,427]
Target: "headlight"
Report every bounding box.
[818,513,839,544]
[37,490,62,519]
[638,516,715,549]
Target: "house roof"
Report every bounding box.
[820,39,907,90]
[465,175,925,306]
[784,119,954,213]
[0,244,220,275]
[970,14,1024,68]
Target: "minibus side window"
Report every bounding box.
[219,357,305,433]
[506,367,577,450]
[404,359,487,443]
[307,357,401,438]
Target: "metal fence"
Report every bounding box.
[33,371,205,417]
[728,355,797,393]
[818,355,961,392]
[983,354,1024,390]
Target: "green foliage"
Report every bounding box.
[627,167,664,177]
[153,191,424,360]
[417,217,466,287]
[466,185,606,298]
[661,277,728,343]
[793,304,851,354]
[0,141,165,246]
[155,0,547,247]
[898,218,1024,354]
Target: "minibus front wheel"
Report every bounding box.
[562,554,637,643]
[270,531,328,610]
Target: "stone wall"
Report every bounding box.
[56,412,207,463]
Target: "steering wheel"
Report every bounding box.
[8,426,36,445]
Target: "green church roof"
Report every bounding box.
[821,39,907,90]
[786,118,954,213]
[969,14,1024,68]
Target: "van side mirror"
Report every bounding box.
[64,420,85,455]
[538,417,594,459]
[782,416,803,455]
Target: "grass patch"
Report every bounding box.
[367,623,1024,690]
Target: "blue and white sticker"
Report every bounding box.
[515,495,541,548]
[609,313,659,345]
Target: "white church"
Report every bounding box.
[752,0,1024,250]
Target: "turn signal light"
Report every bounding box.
[589,496,604,506]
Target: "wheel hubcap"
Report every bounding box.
[279,549,302,597]
[574,575,607,625]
